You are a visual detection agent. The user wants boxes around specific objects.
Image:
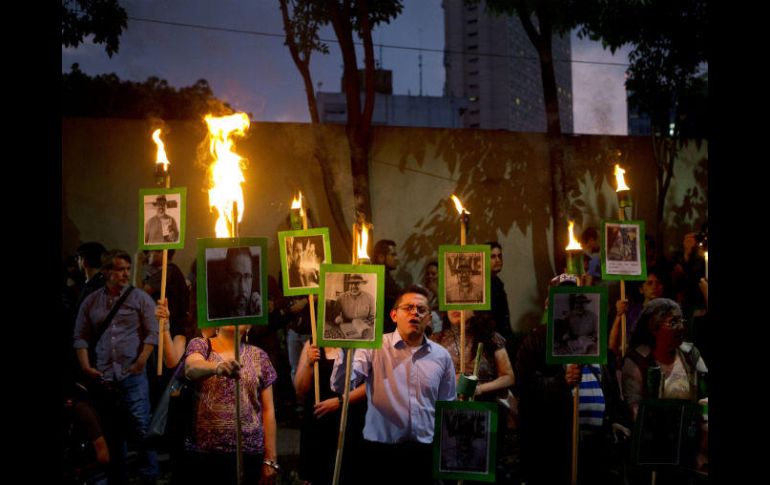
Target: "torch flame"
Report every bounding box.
[204,113,250,238]
[357,223,370,260]
[450,194,470,215]
[291,191,303,215]
[614,164,630,192]
[152,129,170,169]
[565,221,583,251]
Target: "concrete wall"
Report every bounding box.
[62,118,707,333]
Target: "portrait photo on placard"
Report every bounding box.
[433,401,497,482]
[546,285,608,365]
[196,237,269,327]
[138,187,186,250]
[601,220,647,281]
[317,264,384,349]
[439,245,491,311]
[278,228,331,296]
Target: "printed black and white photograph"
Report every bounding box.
[205,245,262,320]
[444,252,485,305]
[322,272,377,341]
[286,234,324,289]
[434,401,497,481]
[601,220,647,280]
[552,292,600,357]
[143,193,181,245]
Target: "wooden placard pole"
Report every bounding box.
[157,168,171,376]
[232,201,244,485]
[570,271,582,485]
[301,204,321,405]
[460,214,467,375]
[618,206,627,358]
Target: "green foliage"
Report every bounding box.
[61,64,235,120]
[61,0,127,57]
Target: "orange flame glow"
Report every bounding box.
[450,194,470,215]
[565,221,583,251]
[204,113,250,238]
[152,129,169,169]
[357,223,370,261]
[614,164,630,192]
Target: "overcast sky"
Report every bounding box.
[62,0,632,134]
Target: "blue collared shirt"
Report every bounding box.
[73,285,158,382]
[331,331,456,444]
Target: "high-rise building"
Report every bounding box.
[443,0,573,133]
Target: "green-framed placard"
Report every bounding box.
[196,237,268,328]
[546,285,608,365]
[138,187,187,250]
[438,245,491,311]
[601,219,647,281]
[433,400,498,482]
[631,399,702,469]
[277,228,332,296]
[317,263,384,349]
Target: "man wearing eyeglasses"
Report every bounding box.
[330,286,456,483]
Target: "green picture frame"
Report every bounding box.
[433,400,498,482]
[196,237,268,328]
[277,228,332,296]
[601,219,648,281]
[317,263,384,349]
[546,285,608,365]
[438,245,491,311]
[138,187,187,250]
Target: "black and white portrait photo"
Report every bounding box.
[444,252,485,305]
[552,293,600,357]
[143,193,180,245]
[434,401,497,481]
[286,234,324,289]
[205,246,262,320]
[322,272,377,341]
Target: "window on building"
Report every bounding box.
[467,19,477,25]
[468,57,479,63]
[468,45,478,51]
[467,31,478,38]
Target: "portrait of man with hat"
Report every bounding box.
[553,292,600,356]
[445,252,484,304]
[144,194,180,244]
[325,273,376,340]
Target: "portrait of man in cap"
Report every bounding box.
[553,292,600,356]
[144,194,180,244]
[445,252,485,305]
[324,273,376,341]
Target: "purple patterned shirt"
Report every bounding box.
[184,338,277,455]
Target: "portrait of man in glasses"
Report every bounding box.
[553,292,600,356]
[325,273,376,341]
[445,253,485,305]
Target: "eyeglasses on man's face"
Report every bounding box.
[396,304,430,317]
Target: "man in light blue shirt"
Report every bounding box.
[331,286,456,483]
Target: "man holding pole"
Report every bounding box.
[330,286,456,483]
[73,249,160,483]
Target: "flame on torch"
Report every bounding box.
[450,194,470,215]
[614,164,630,192]
[565,221,583,251]
[357,223,370,261]
[152,129,170,170]
[291,191,304,216]
[204,113,250,238]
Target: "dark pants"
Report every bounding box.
[177,451,264,485]
[363,440,434,484]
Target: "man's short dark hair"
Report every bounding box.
[393,285,431,309]
[225,247,252,270]
[581,227,599,244]
[373,239,396,263]
[485,241,502,251]
[101,249,131,270]
[77,242,106,269]
[425,260,438,270]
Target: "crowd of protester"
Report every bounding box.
[60,229,708,484]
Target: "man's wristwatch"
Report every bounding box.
[263,459,280,471]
